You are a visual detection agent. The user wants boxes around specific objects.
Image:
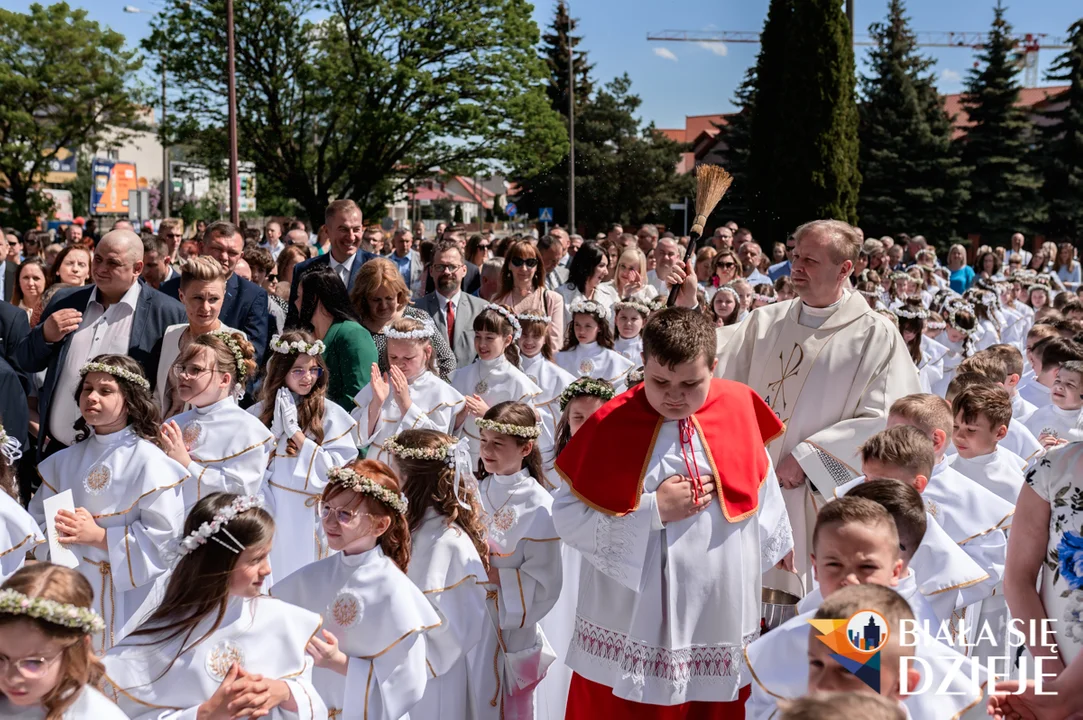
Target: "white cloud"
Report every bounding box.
[696,40,728,57]
[941,69,962,83]
[653,47,679,62]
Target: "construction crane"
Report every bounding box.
[647,30,1069,87]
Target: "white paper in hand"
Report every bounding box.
[43,490,80,569]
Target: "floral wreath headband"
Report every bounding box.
[945,302,977,335]
[0,589,105,635]
[714,285,739,300]
[475,417,541,439]
[752,293,777,304]
[211,332,248,381]
[384,322,435,341]
[516,312,551,325]
[327,466,409,514]
[1027,284,1051,295]
[485,304,522,341]
[0,423,21,465]
[80,361,151,391]
[858,289,881,299]
[270,334,326,357]
[890,272,912,283]
[178,495,264,557]
[559,377,616,412]
[894,307,927,320]
[614,300,651,317]
[382,434,475,510]
[926,320,947,330]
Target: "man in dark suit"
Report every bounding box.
[0,231,16,303]
[423,225,481,296]
[159,221,269,360]
[286,199,367,328]
[14,230,186,459]
[414,241,488,369]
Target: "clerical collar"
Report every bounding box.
[799,296,844,317]
[489,468,530,486]
[90,425,136,447]
[194,395,235,416]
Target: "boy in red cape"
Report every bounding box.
[554,307,792,719]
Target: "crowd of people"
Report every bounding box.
[0,204,1080,720]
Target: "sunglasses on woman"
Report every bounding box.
[510,257,539,269]
[716,261,736,270]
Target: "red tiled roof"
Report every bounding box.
[659,128,686,143]
[943,85,1069,138]
[685,114,728,139]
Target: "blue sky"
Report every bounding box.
[3,0,1079,130]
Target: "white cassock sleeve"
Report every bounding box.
[425,579,488,676]
[186,442,269,500]
[961,529,1007,590]
[344,635,429,720]
[496,540,564,631]
[551,483,663,593]
[758,452,793,573]
[105,484,185,593]
[27,480,55,561]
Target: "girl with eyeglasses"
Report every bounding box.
[28,356,187,655]
[160,332,273,510]
[492,241,566,352]
[248,330,358,581]
[0,564,127,719]
[272,460,440,720]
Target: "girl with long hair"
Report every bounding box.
[937,301,978,392]
[450,306,541,461]
[0,564,126,719]
[555,243,619,324]
[383,430,489,720]
[28,356,188,653]
[250,330,358,580]
[894,300,943,394]
[491,241,565,352]
[473,402,562,720]
[1027,283,1051,313]
[613,299,648,362]
[555,300,634,390]
[0,422,42,584]
[516,313,576,474]
[160,332,273,510]
[963,287,1002,351]
[104,493,325,719]
[605,247,658,303]
[272,460,439,720]
[353,316,465,465]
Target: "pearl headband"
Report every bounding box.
[177,495,264,557]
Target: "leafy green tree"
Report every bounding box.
[1039,19,1083,241]
[857,0,967,245]
[956,1,1044,241]
[0,2,145,229]
[150,0,566,229]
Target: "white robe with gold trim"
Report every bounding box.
[0,686,130,720]
[0,491,44,584]
[449,358,542,462]
[949,447,1026,505]
[554,342,634,392]
[520,353,577,474]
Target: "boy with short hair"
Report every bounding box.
[1024,359,1083,446]
[554,307,792,717]
[949,384,1025,503]
[779,692,906,720]
[986,343,1038,422]
[1018,336,1083,408]
[947,358,1042,460]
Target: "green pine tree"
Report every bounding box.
[543,1,593,119]
[857,0,967,247]
[713,67,756,222]
[956,1,1044,242]
[1039,19,1083,241]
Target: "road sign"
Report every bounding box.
[670,202,687,210]
[505,202,517,217]
[538,207,553,222]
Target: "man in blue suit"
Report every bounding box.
[159,221,269,361]
[286,199,367,328]
[14,231,186,459]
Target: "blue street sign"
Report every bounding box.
[538,207,554,222]
[506,202,517,217]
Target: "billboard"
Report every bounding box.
[41,188,73,222]
[91,158,139,214]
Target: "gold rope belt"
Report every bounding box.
[83,558,115,653]
[486,588,506,718]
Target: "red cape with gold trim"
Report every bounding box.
[555,379,784,520]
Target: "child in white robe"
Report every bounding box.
[472,402,563,720]
[450,305,541,462]
[272,459,439,720]
[895,301,942,394]
[353,316,464,465]
[947,355,1043,461]
[0,428,43,584]
[1018,336,1081,409]
[555,300,634,391]
[1025,361,1083,447]
[103,493,325,720]
[0,564,128,720]
[29,355,188,653]
[160,332,273,510]
[612,300,647,363]
[933,302,978,395]
[516,313,577,472]
[384,430,490,720]
[249,331,358,580]
[949,385,1026,503]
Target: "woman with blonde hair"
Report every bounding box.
[947,244,974,294]
[604,246,658,304]
[1054,241,1080,291]
[492,240,566,351]
[351,257,456,379]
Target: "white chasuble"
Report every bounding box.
[449,358,542,462]
[272,547,440,720]
[171,397,273,509]
[473,469,563,720]
[0,686,130,720]
[552,426,792,706]
[102,597,325,720]
[554,342,634,391]
[520,353,577,474]
[30,427,188,653]
[0,490,44,584]
[949,447,1026,504]
[247,399,358,580]
[716,293,922,590]
[352,369,464,465]
[407,509,489,720]
[613,335,643,363]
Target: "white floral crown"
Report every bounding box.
[475,417,541,439]
[485,305,522,341]
[559,377,616,412]
[516,312,551,324]
[945,302,976,335]
[890,271,912,282]
[926,320,946,330]
[894,307,927,320]
[0,589,105,635]
[382,435,475,510]
[1027,284,1050,294]
[384,323,435,341]
[752,293,776,304]
[270,334,326,356]
[80,361,151,391]
[614,300,650,316]
[569,299,607,322]
[178,495,264,557]
[714,285,739,299]
[858,289,880,299]
[211,331,247,380]
[327,467,409,514]
[0,424,21,465]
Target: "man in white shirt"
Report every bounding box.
[646,236,680,295]
[288,200,365,322]
[259,221,285,260]
[1004,232,1032,267]
[414,241,488,368]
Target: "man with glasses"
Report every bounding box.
[712,225,734,251]
[424,224,481,295]
[158,218,184,260]
[539,234,568,290]
[415,240,489,368]
[15,230,186,460]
